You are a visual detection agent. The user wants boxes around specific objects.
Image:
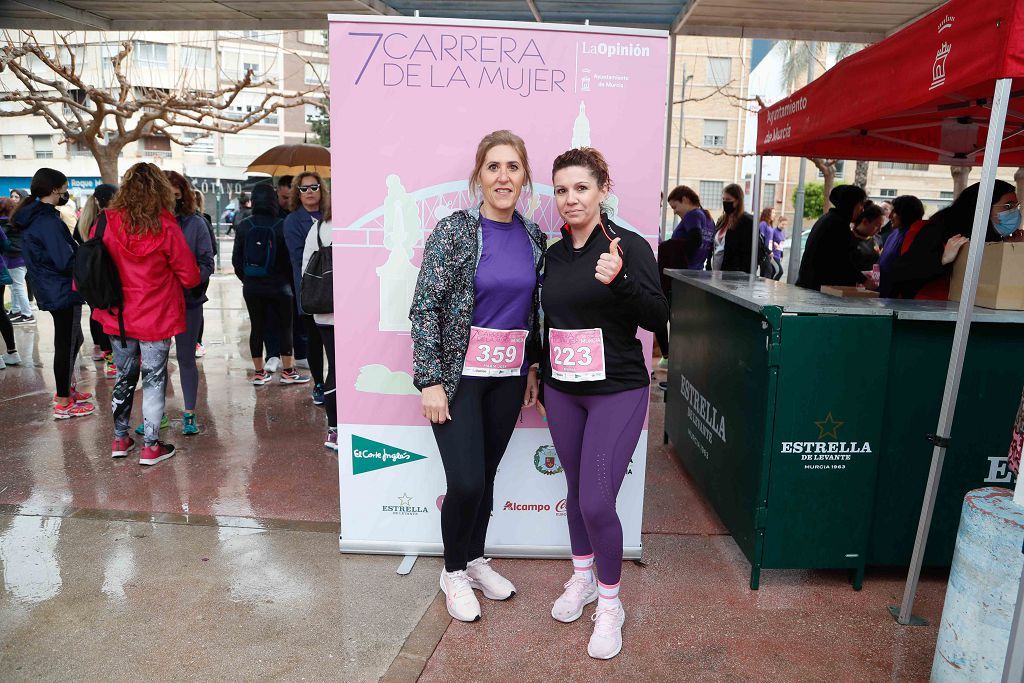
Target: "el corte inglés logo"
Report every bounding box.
[781,412,872,471]
[352,435,426,475]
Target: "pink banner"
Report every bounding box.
[329,17,668,427]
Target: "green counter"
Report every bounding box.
[664,271,1024,589]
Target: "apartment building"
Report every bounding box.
[0,30,328,215]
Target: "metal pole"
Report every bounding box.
[674,63,687,188]
[893,77,1014,626]
[660,35,678,241]
[786,157,808,283]
[1004,545,1024,683]
[748,155,763,278]
[785,44,815,284]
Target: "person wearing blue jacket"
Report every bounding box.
[166,171,216,436]
[283,171,330,405]
[13,168,96,419]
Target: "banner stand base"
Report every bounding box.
[397,554,418,576]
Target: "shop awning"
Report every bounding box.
[755,0,1024,166]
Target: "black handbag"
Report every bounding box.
[301,224,333,314]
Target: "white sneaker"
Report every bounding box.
[440,569,481,622]
[466,557,516,600]
[264,356,281,373]
[294,358,310,369]
[2,351,21,366]
[551,574,598,622]
[588,604,625,660]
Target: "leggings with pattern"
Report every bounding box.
[111,337,170,446]
[544,384,648,585]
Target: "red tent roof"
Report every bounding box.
[756,0,1024,166]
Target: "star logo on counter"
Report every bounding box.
[815,412,845,440]
[398,494,413,507]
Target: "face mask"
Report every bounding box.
[56,191,69,206]
[175,198,185,214]
[994,208,1022,236]
[722,200,735,215]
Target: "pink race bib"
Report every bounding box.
[548,328,606,382]
[462,326,528,377]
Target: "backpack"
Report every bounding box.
[301,222,334,314]
[72,210,126,342]
[243,217,280,278]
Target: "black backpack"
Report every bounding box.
[72,210,126,341]
[243,217,280,278]
[301,223,333,314]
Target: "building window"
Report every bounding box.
[940,191,954,200]
[702,119,727,149]
[305,103,322,123]
[699,181,725,203]
[134,41,168,66]
[878,162,930,172]
[880,188,898,198]
[302,30,327,46]
[761,183,776,211]
[706,57,731,87]
[817,160,845,178]
[183,132,214,155]
[32,135,54,159]
[0,135,16,160]
[242,30,275,43]
[181,46,211,69]
[242,60,262,78]
[304,62,328,86]
[142,135,172,158]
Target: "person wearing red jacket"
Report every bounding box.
[91,163,200,465]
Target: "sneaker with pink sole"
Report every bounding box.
[588,604,626,660]
[466,557,516,600]
[552,574,598,623]
[111,436,136,458]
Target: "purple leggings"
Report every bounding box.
[545,384,648,585]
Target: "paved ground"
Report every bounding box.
[0,273,948,681]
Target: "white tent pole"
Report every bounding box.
[893,77,1014,626]
[660,35,678,241]
[749,155,763,278]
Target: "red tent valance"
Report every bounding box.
[756,0,1024,166]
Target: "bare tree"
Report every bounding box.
[811,158,840,211]
[0,32,322,183]
[951,166,972,199]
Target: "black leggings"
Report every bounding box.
[318,324,336,428]
[302,314,325,385]
[89,313,111,353]
[243,290,293,359]
[0,285,15,352]
[50,304,84,397]
[431,375,526,572]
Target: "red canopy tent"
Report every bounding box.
[757,0,1024,165]
[747,1,1024,674]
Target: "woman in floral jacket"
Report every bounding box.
[410,129,546,624]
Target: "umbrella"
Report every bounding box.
[246,143,330,178]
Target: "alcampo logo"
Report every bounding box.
[534,445,563,475]
[351,435,427,475]
[504,500,551,512]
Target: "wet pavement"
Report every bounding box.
[0,274,947,680]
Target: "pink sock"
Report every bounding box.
[598,581,621,609]
[573,554,594,582]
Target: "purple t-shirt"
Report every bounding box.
[472,215,535,374]
[672,208,716,269]
[772,227,784,259]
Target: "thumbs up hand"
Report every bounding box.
[595,237,623,285]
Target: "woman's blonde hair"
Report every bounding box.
[469,130,532,199]
[76,195,100,242]
[289,171,332,221]
[109,163,175,235]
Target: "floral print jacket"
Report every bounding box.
[410,207,546,401]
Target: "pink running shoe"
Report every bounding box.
[139,441,176,466]
[111,436,136,458]
[54,401,96,420]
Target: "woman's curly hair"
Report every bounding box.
[109,162,175,235]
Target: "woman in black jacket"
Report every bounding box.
[710,183,758,273]
[889,179,1018,300]
[231,184,308,386]
[796,184,868,291]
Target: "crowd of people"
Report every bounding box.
[0,163,336,463]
